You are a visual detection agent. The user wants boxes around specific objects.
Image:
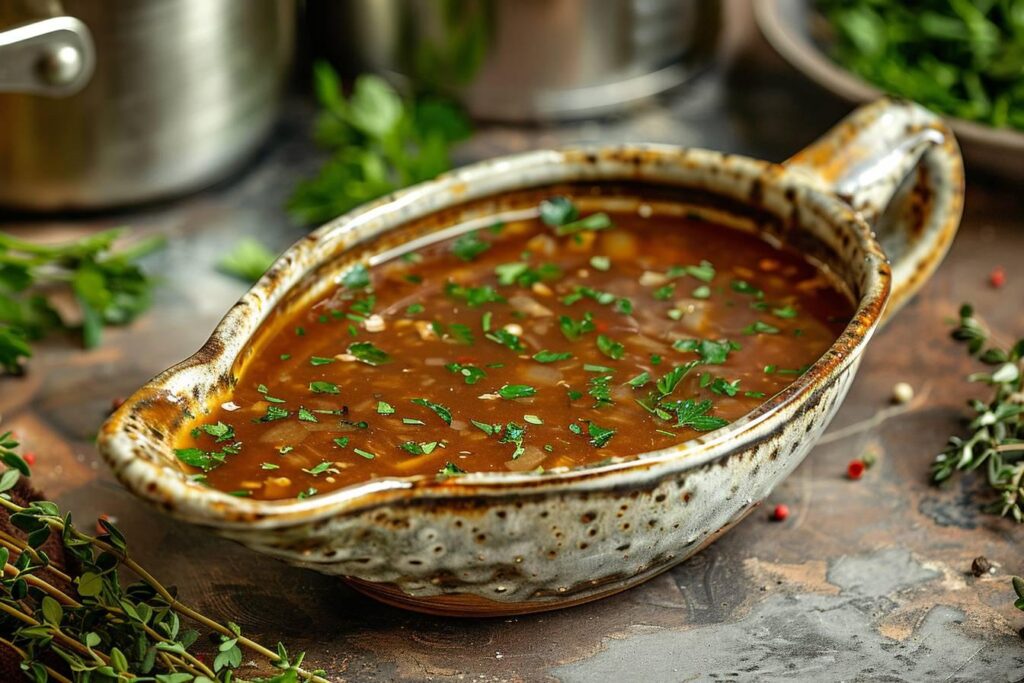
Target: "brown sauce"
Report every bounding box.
[175,197,853,499]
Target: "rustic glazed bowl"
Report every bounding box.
[99,99,963,616]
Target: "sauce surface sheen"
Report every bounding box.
[177,199,853,500]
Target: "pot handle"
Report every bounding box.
[784,98,965,323]
[0,15,94,96]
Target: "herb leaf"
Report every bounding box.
[347,341,391,365]
[412,398,453,425]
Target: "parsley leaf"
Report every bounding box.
[587,421,616,448]
[596,334,625,360]
[412,398,453,425]
[309,381,339,394]
[288,65,471,225]
[498,384,537,400]
[742,321,781,335]
[342,263,371,290]
[451,231,491,261]
[445,362,486,384]
[533,350,572,363]
[664,399,729,431]
[347,341,391,365]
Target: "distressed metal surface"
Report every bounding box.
[3,31,1024,681]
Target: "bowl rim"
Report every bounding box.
[97,144,891,527]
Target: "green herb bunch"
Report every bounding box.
[932,304,1024,519]
[0,432,328,682]
[818,0,1024,129]
[0,230,163,375]
[287,62,471,226]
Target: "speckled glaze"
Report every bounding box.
[98,99,963,616]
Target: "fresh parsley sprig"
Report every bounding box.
[932,304,1024,520]
[819,0,1024,130]
[287,62,471,226]
[0,229,163,375]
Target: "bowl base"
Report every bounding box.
[342,505,755,617]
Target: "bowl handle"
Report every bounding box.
[784,98,965,323]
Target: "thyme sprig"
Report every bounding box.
[0,432,329,682]
[932,304,1024,520]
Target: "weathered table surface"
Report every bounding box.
[4,24,1024,683]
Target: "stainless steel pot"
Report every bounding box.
[0,0,295,211]
[313,0,720,122]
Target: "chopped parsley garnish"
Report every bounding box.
[401,441,439,455]
[742,321,781,335]
[596,335,625,360]
[255,405,290,423]
[588,375,614,407]
[193,422,235,443]
[485,328,525,352]
[559,311,595,341]
[587,421,616,448]
[656,362,699,398]
[438,461,466,478]
[731,280,764,298]
[347,341,391,365]
[444,281,505,307]
[562,286,615,306]
[524,414,544,425]
[257,384,286,403]
[653,283,676,301]
[447,323,474,345]
[471,419,500,435]
[353,448,376,460]
[332,437,350,448]
[297,407,318,423]
[495,261,561,287]
[405,303,425,315]
[539,196,579,226]
[310,356,335,366]
[342,263,370,290]
[499,422,527,459]
[309,381,339,394]
[446,362,486,384]
[590,256,611,271]
[627,371,651,389]
[538,196,613,236]
[692,285,711,299]
[303,461,333,476]
[533,350,572,363]
[174,448,226,472]
[554,212,612,236]
[451,230,491,261]
[412,398,453,425]
[772,305,798,319]
[498,384,537,400]
[260,462,280,470]
[674,338,738,364]
[708,377,741,397]
[377,401,395,415]
[584,363,615,373]
[663,399,729,431]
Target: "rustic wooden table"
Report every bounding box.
[3,32,1024,683]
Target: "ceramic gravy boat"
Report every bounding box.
[99,99,963,616]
